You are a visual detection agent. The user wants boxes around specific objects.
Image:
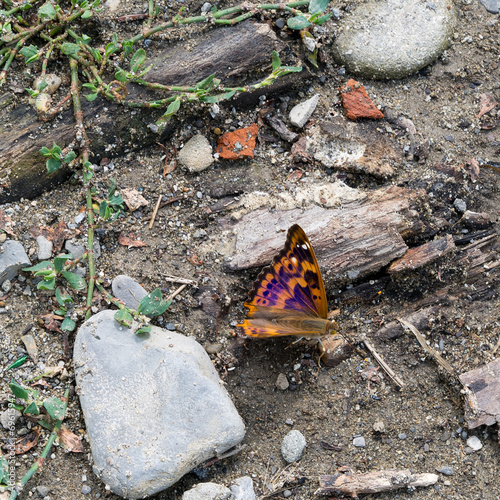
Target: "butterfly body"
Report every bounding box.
[238,224,335,339]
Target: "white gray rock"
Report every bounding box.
[230,476,255,500]
[36,235,53,260]
[466,436,483,451]
[479,0,499,13]
[0,240,31,285]
[353,436,366,447]
[281,430,306,463]
[0,408,22,429]
[74,310,245,499]
[182,482,231,500]
[332,0,457,79]
[289,94,319,128]
[64,240,85,260]
[178,134,214,173]
[111,275,148,309]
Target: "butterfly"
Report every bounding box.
[237,224,336,339]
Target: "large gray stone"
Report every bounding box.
[74,310,245,499]
[331,0,457,79]
[0,240,31,285]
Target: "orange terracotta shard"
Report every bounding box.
[341,79,384,121]
[217,124,259,160]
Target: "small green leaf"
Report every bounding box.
[314,13,331,25]
[138,288,172,316]
[9,380,30,401]
[287,15,311,30]
[54,254,72,272]
[38,2,56,20]
[199,90,236,103]
[38,278,56,290]
[56,286,74,305]
[114,69,128,82]
[0,455,8,486]
[81,9,92,19]
[23,261,53,272]
[114,309,133,328]
[61,317,76,332]
[272,50,281,71]
[108,193,123,206]
[135,324,152,335]
[85,92,99,102]
[46,158,62,173]
[130,48,146,73]
[54,308,66,316]
[61,42,81,57]
[63,150,77,163]
[61,271,86,291]
[166,97,181,116]
[24,402,40,415]
[122,40,133,58]
[7,356,27,371]
[44,397,65,421]
[308,0,330,15]
[20,44,38,64]
[195,73,216,91]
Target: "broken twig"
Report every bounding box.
[363,338,405,388]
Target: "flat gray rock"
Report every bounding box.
[74,310,245,499]
[289,94,319,128]
[331,0,457,79]
[0,240,31,285]
[178,134,214,173]
[230,476,256,500]
[111,275,148,309]
[182,482,231,500]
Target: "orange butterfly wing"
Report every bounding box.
[238,224,333,339]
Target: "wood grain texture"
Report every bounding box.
[222,186,424,284]
[0,22,283,203]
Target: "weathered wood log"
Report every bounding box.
[387,234,456,274]
[316,469,438,496]
[0,21,294,203]
[459,358,500,432]
[221,185,425,285]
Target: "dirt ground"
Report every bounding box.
[1,0,499,499]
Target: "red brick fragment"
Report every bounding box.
[341,79,384,121]
[217,124,259,160]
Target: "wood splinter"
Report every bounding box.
[316,469,438,497]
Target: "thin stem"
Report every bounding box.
[8,387,70,500]
[69,58,95,319]
[0,36,28,85]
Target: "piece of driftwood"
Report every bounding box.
[459,210,493,229]
[459,357,500,432]
[387,234,456,274]
[316,469,438,497]
[0,22,290,203]
[222,186,425,285]
[374,306,441,341]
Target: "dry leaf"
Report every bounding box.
[0,209,16,237]
[38,313,63,332]
[469,158,480,181]
[21,334,38,363]
[14,426,40,454]
[477,94,498,118]
[118,232,148,248]
[121,188,149,212]
[30,220,78,252]
[42,366,64,378]
[57,425,84,453]
[187,252,203,266]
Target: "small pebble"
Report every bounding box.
[81,485,91,494]
[372,420,385,432]
[276,373,289,391]
[436,466,454,476]
[165,323,176,331]
[466,435,482,451]
[353,436,366,448]
[398,433,407,440]
[285,418,293,426]
[454,198,467,213]
[281,430,306,463]
[283,490,292,498]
